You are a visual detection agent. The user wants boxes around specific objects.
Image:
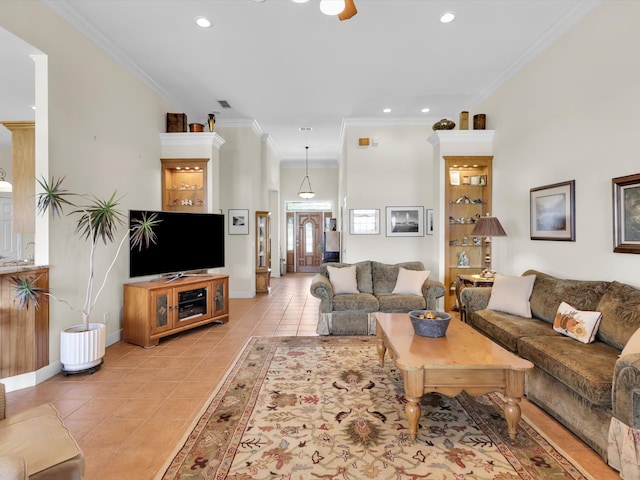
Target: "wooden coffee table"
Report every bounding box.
[375,312,533,441]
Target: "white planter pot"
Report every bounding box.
[60,323,106,374]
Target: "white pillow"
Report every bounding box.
[621,326,640,357]
[486,274,536,318]
[392,268,430,296]
[326,265,359,294]
[553,301,602,344]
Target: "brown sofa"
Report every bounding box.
[0,383,84,479]
[310,261,445,335]
[461,270,640,475]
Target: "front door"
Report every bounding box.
[296,212,323,273]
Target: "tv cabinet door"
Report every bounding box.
[150,288,174,336]
[212,277,229,318]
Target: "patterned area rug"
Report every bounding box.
[157,336,592,480]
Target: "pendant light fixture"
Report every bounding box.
[297,146,315,199]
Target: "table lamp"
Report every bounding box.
[470,214,507,278]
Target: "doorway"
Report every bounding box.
[286,211,332,273]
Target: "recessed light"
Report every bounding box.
[421,107,431,113]
[292,0,309,3]
[194,16,212,28]
[383,108,391,113]
[440,11,456,23]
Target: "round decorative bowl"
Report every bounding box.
[432,118,456,131]
[408,310,452,337]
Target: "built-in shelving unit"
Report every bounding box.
[256,211,271,293]
[161,158,209,212]
[443,156,493,311]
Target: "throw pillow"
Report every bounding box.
[326,265,359,294]
[553,301,602,344]
[486,274,536,318]
[621,326,640,357]
[392,268,430,296]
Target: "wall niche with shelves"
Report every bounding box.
[443,156,493,312]
[161,158,208,212]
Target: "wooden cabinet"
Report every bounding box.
[444,156,493,312]
[255,211,271,293]
[0,267,49,378]
[161,158,208,212]
[123,274,228,348]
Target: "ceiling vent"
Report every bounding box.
[299,127,313,132]
[218,100,232,108]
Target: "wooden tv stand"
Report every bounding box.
[123,274,229,348]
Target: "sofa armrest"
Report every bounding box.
[460,287,492,316]
[612,353,640,429]
[310,274,333,315]
[422,279,445,310]
[310,274,332,300]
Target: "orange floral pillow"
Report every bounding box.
[553,301,602,344]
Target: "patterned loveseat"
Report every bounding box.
[310,261,445,336]
[461,270,640,477]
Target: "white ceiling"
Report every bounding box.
[1,0,599,162]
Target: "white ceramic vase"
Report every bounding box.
[60,323,106,374]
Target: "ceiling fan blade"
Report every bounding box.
[338,0,357,21]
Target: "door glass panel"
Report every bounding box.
[155,294,168,328]
[215,283,225,312]
[305,222,313,254]
[287,216,294,251]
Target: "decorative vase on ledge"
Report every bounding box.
[432,118,456,131]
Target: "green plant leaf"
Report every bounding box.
[130,212,162,251]
[36,176,77,217]
[9,275,47,310]
[73,191,126,244]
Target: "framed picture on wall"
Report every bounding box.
[349,209,380,235]
[613,173,640,253]
[228,209,249,235]
[530,180,575,241]
[426,209,434,235]
[385,206,424,237]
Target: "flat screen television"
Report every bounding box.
[129,210,225,278]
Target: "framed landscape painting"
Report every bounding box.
[613,173,640,253]
[530,180,575,241]
[385,206,424,237]
[228,209,249,235]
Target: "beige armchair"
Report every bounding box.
[0,383,84,479]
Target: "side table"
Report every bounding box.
[455,274,494,323]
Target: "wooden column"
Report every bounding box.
[0,267,49,378]
[0,121,35,233]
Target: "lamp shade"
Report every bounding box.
[470,215,506,237]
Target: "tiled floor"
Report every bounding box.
[5,273,619,479]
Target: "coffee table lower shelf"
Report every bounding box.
[375,312,533,441]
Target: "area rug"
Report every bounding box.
[156,336,593,480]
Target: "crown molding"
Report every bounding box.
[159,132,225,150]
[469,0,601,109]
[42,0,181,109]
[427,130,495,147]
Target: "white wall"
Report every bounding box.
[340,121,439,270]
[477,1,640,286]
[1,1,171,378]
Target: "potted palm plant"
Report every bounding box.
[10,176,160,375]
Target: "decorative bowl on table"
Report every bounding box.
[408,310,452,337]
